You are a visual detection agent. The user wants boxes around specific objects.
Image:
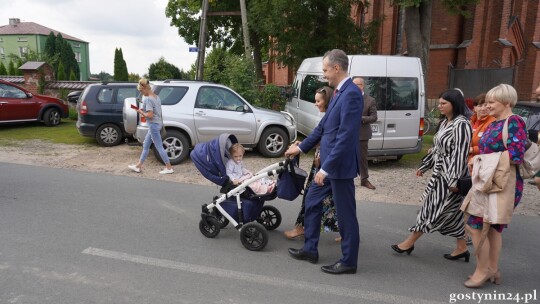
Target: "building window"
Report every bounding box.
[19,46,28,57]
[72,43,81,48]
[18,37,28,42]
[0,47,4,54]
[74,52,81,63]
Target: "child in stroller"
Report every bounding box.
[226,143,276,195]
[192,134,293,251]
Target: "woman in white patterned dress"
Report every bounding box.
[391,89,472,260]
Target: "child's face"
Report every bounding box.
[232,151,244,163]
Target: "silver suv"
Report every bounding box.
[123,80,297,165]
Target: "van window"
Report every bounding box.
[387,77,419,111]
[97,88,114,104]
[300,75,328,104]
[361,77,418,111]
[156,86,188,105]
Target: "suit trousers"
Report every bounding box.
[359,140,369,180]
[302,177,359,267]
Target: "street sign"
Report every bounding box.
[189,47,198,52]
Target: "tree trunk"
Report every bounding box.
[251,32,264,84]
[404,1,432,83]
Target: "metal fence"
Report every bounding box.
[449,66,514,99]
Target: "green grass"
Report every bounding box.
[0,118,96,146]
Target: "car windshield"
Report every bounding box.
[514,105,540,130]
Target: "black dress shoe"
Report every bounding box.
[321,261,357,274]
[443,250,470,262]
[391,244,414,255]
[288,248,318,264]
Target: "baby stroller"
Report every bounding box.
[192,134,294,251]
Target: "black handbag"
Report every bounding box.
[456,176,472,196]
[277,156,307,201]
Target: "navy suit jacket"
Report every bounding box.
[299,78,363,179]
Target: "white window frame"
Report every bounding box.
[17,37,28,42]
[19,46,28,57]
[74,52,81,63]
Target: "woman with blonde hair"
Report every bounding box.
[128,78,174,174]
[461,84,527,288]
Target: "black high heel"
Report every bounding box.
[443,250,470,262]
[391,244,414,255]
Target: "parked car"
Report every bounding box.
[0,79,69,126]
[67,90,82,103]
[514,101,540,144]
[76,82,138,146]
[123,80,297,165]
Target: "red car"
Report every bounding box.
[0,79,69,126]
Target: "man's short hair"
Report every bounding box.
[323,49,348,72]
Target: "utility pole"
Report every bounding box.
[239,0,251,58]
[196,0,209,81]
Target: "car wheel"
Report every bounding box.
[96,124,123,147]
[153,129,190,165]
[43,108,61,126]
[257,127,288,158]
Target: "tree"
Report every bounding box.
[249,0,379,70]
[16,58,23,76]
[128,73,141,82]
[148,57,182,80]
[203,46,230,84]
[91,71,114,81]
[114,48,129,81]
[0,61,6,75]
[57,61,66,80]
[69,70,77,81]
[8,61,16,75]
[391,0,479,81]
[44,32,56,59]
[165,0,266,81]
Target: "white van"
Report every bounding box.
[286,55,425,161]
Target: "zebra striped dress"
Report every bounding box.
[410,115,472,237]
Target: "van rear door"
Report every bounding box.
[381,56,423,151]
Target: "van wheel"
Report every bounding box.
[258,127,288,158]
[43,108,61,126]
[96,124,123,146]
[153,129,189,165]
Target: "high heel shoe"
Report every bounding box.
[284,226,304,239]
[491,270,502,285]
[391,244,414,255]
[443,250,470,262]
[464,271,494,288]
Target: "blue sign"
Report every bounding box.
[189,47,199,52]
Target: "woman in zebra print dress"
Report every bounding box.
[391,89,472,259]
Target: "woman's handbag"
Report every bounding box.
[520,141,540,178]
[501,118,540,178]
[456,176,472,196]
[160,116,167,138]
[277,156,308,201]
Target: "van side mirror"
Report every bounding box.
[236,105,248,112]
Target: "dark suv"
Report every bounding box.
[76,82,138,146]
[0,79,68,126]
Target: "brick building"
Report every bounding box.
[263,0,540,101]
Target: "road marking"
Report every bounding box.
[82,247,445,304]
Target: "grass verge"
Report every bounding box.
[0,119,96,146]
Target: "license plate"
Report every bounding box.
[371,124,379,133]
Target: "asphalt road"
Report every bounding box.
[1,162,539,304]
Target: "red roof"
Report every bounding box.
[0,21,87,43]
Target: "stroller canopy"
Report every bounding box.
[192,133,238,186]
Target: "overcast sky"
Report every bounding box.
[1,0,199,76]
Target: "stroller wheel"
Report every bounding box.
[240,222,268,251]
[199,216,220,238]
[215,211,230,229]
[256,205,281,231]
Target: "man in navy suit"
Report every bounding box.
[285,49,363,274]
